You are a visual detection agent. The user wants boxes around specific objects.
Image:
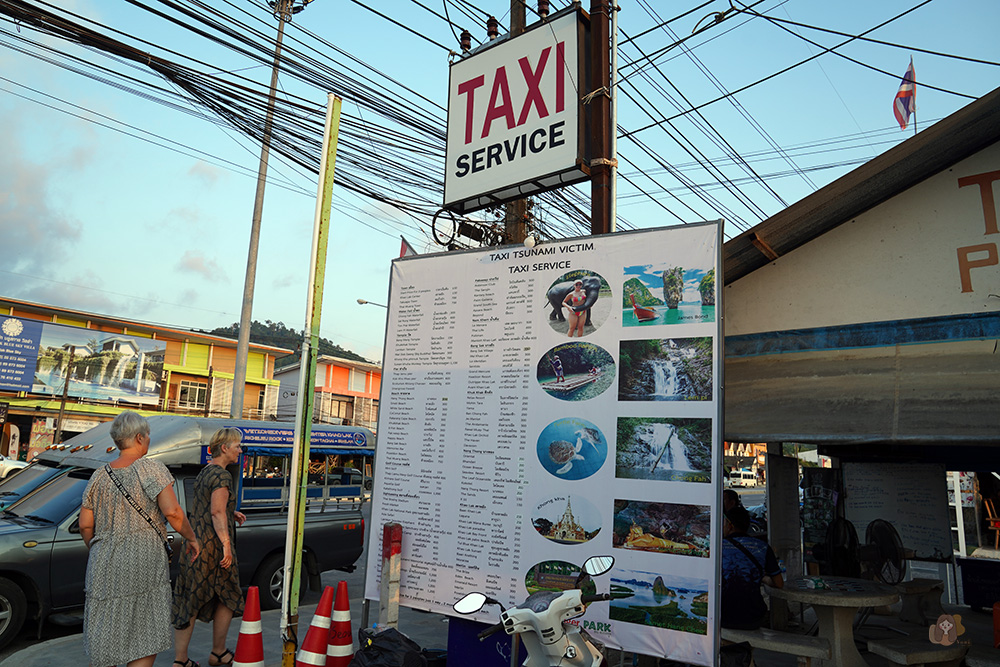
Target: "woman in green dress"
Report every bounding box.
[172,428,247,667]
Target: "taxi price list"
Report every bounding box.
[374,273,538,611]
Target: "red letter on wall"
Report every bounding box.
[957,243,998,293]
[957,169,1000,236]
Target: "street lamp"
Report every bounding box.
[357,299,387,308]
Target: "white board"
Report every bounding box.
[366,223,723,665]
[843,462,952,561]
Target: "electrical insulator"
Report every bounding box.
[460,29,472,53]
[538,0,550,18]
[487,15,499,40]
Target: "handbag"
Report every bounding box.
[104,464,173,559]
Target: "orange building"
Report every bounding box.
[0,297,290,460]
[275,356,381,432]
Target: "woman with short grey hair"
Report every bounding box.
[79,411,200,667]
[109,409,150,447]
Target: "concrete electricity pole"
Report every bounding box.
[504,0,529,245]
[590,0,613,236]
[232,0,312,418]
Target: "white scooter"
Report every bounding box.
[453,555,615,667]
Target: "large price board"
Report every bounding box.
[367,223,723,664]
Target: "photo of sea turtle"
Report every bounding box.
[536,418,608,480]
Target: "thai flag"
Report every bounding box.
[893,58,916,130]
[399,235,418,257]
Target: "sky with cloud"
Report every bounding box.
[1,0,996,362]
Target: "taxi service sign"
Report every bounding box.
[444,7,590,213]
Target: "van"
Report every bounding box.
[731,469,758,488]
[0,415,374,649]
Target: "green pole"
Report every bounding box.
[281,93,342,666]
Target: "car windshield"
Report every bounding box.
[5,469,93,524]
[0,463,68,510]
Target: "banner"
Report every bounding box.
[367,223,723,664]
[0,316,164,405]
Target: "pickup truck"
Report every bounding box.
[0,415,374,650]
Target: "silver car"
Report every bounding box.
[0,454,28,479]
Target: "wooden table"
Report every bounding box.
[768,576,899,667]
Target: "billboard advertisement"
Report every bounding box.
[0,316,164,405]
[367,223,723,664]
[444,8,589,213]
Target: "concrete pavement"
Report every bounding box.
[0,588,450,667]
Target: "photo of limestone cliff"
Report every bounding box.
[609,569,709,635]
[622,264,715,327]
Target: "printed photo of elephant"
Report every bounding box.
[545,271,612,338]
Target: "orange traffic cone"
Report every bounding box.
[233,586,265,667]
[296,585,335,667]
[326,580,354,666]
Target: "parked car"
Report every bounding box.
[0,415,375,649]
[325,466,373,491]
[0,453,27,479]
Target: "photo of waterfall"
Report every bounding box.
[616,417,712,483]
[618,338,712,401]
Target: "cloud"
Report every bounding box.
[272,273,297,289]
[0,116,85,292]
[176,250,227,282]
[188,161,223,187]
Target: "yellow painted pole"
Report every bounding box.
[281,93,343,667]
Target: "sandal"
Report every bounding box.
[209,649,234,666]
[174,661,200,667]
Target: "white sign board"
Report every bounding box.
[844,462,953,561]
[367,223,723,664]
[444,9,588,213]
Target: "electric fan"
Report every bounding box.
[860,518,907,585]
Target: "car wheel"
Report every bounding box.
[0,577,26,650]
[252,554,307,611]
[364,479,373,491]
[253,554,285,610]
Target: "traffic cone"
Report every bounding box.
[326,580,354,666]
[296,585,335,667]
[233,586,264,667]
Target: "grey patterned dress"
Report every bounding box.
[82,457,175,665]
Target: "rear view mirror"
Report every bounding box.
[582,555,614,577]
[453,592,487,615]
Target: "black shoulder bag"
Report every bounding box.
[105,464,173,558]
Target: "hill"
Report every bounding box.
[207,320,371,367]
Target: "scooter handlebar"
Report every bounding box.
[478,622,506,641]
[580,593,612,604]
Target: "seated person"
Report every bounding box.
[723,488,741,512]
[721,504,783,630]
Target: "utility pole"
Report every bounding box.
[54,345,75,444]
[504,1,529,245]
[590,0,613,235]
[232,0,312,418]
